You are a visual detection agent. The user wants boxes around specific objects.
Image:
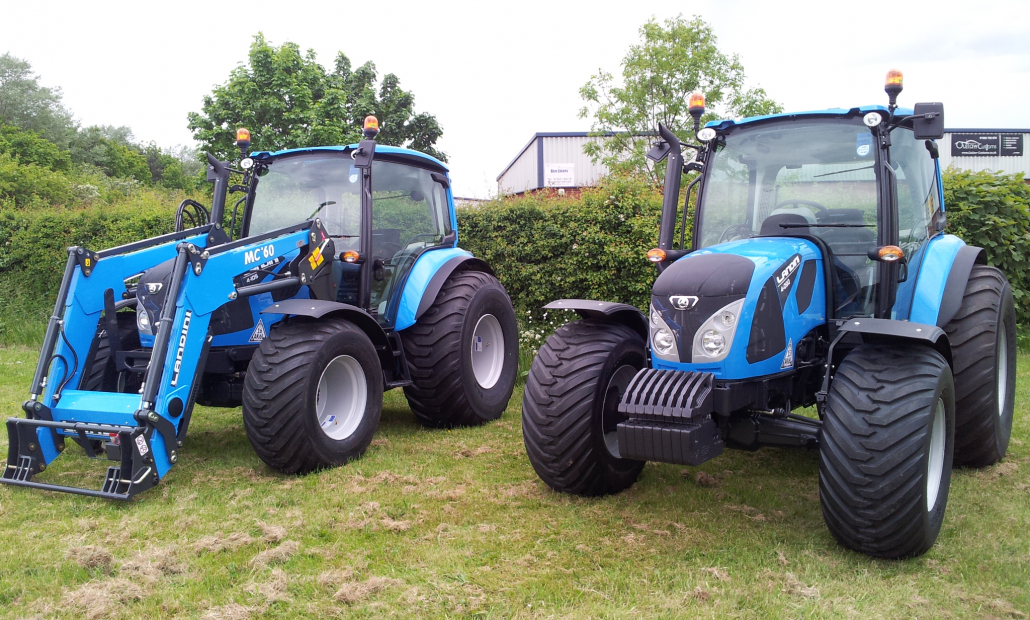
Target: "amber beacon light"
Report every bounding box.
[363,115,380,139]
[688,91,706,132]
[884,69,903,106]
[235,127,251,157]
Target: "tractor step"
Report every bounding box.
[618,368,714,421]
[616,368,722,465]
[1,417,159,500]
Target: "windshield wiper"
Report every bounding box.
[306,200,337,220]
[812,165,875,178]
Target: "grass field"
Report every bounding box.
[0,344,1027,620]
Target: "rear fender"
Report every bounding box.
[394,249,493,331]
[904,234,985,327]
[544,299,648,341]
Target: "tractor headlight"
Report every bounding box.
[692,299,745,362]
[136,302,153,335]
[649,303,680,362]
[654,328,676,353]
[701,330,726,357]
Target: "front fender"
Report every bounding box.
[544,299,648,341]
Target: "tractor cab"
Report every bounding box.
[243,128,456,329]
[690,105,943,323]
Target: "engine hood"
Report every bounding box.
[649,238,825,378]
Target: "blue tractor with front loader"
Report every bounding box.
[522,71,1017,558]
[2,118,518,500]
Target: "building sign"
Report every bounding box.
[951,133,1024,157]
[544,163,575,187]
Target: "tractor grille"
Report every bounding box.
[617,368,714,422]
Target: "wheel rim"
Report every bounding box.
[315,355,367,441]
[926,398,946,512]
[471,314,504,389]
[997,321,1008,418]
[602,365,638,458]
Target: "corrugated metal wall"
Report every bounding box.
[939,131,1029,179]
[497,135,611,195]
[497,138,538,195]
[540,136,609,189]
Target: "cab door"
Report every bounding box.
[888,127,943,319]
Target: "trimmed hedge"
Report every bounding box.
[457,176,666,320]
[943,169,1030,324]
[0,193,182,341]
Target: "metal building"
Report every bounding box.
[940,129,1028,180]
[496,132,610,195]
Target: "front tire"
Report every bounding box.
[401,270,518,427]
[522,320,645,496]
[819,345,955,558]
[943,265,1017,467]
[242,317,383,474]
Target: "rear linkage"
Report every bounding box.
[2,218,336,500]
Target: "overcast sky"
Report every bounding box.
[3,0,1028,198]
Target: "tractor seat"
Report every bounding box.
[760,213,810,237]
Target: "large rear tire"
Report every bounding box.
[522,320,645,497]
[242,317,383,474]
[819,345,955,558]
[401,270,518,427]
[943,265,1017,467]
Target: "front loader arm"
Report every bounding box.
[2,218,336,500]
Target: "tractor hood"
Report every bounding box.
[649,238,826,380]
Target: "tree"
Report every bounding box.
[69,125,151,183]
[579,16,782,183]
[0,53,76,147]
[188,34,445,162]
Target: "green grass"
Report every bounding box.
[0,346,1027,619]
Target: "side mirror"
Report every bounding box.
[912,102,944,140]
[647,141,672,163]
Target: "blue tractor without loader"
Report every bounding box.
[522,71,1016,558]
[3,117,519,500]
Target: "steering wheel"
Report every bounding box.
[719,223,754,243]
[773,199,828,217]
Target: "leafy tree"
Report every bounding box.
[188,34,445,162]
[580,16,782,183]
[70,125,151,183]
[0,53,76,147]
[0,124,71,171]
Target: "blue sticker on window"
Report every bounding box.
[856,133,872,157]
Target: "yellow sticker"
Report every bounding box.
[307,239,328,270]
[84,258,91,267]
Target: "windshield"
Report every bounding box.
[697,118,881,317]
[248,153,361,238]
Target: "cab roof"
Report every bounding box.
[251,144,449,172]
[705,105,914,131]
